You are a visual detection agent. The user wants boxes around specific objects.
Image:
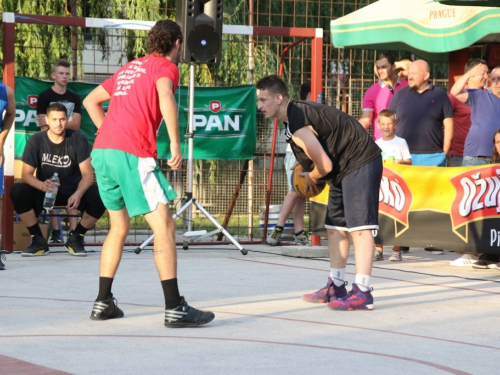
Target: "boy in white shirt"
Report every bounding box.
[374,109,411,261]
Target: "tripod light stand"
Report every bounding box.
[135,63,247,255]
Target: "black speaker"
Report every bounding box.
[176,0,223,64]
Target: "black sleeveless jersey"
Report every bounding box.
[285,100,381,185]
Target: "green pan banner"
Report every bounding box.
[11,77,256,160]
[157,85,257,160]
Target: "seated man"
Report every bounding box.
[10,103,106,257]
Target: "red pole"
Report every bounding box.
[310,31,323,246]
[2,17,16,251]
[262,37,307,241]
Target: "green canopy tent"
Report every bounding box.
[330,0,500,61]
[436,1,500,7]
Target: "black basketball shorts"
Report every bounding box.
[324,155,383,232]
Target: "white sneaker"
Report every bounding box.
[450,254,479,267]
[292,230,309,245]
[267,227,283,246]
[389,251,402,261]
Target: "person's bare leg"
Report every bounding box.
[291,195,306,232]
[68,211,79,230]
[90,208,128,320]
[329,229,350,268]
[143,202,177,280]
[351,229,375,276]
[99,208,129,278]
[328,229,376,310]
[269,191,303,245]
[50,213,59,232]
[277,191,301,227]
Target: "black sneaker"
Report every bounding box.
[65,230,87,257]
[164,297,215,328]
[49,229,63,244]
[22,235,50,257]
[90,297,124,320]
[0,251,7,270]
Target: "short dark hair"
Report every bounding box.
[377,52,395,66]
[46,102,68,116]
[148,20,183,56]
[464,58,487,73]
[299,82,311,100]
[378,109,396,122]
[256,75,289,98]
[53,59,70,71]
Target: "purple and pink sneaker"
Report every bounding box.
[327,283,374,311]
[302,277,347,303]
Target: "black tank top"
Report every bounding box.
[285,100,381,185]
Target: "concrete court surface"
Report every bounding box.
[0,243,499,375]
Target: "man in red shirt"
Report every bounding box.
[83,20,214,328]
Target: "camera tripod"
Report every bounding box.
[135,63,247,255]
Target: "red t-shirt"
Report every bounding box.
[448,93,471,156]
[93,54,179,159]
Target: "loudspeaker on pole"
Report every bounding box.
[176,0,223,64]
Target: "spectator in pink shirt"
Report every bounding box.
[358,52,408,140]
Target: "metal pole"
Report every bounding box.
[187,63,196,232]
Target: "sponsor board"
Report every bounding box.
[10,77,256,160]
[310,164,500,254]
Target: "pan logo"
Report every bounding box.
[15,94,39,127]
[191,101,246,136]
[27,95,38,108]
[210,101,221,113]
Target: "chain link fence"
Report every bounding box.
[1,0,449,244]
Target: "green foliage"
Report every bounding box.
[1,0,79,78]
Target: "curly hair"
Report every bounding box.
[148,20,183,56]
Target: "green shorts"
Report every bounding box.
[91,149,177,217]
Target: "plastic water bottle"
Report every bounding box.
[43,173,59,210]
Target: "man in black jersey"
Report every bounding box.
[10,103,105,257]
[257,75,383,311]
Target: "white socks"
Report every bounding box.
[330,270,372,292]
[355,274,371,292]
[330,268,345,287]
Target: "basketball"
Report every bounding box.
[290,164,326,198]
